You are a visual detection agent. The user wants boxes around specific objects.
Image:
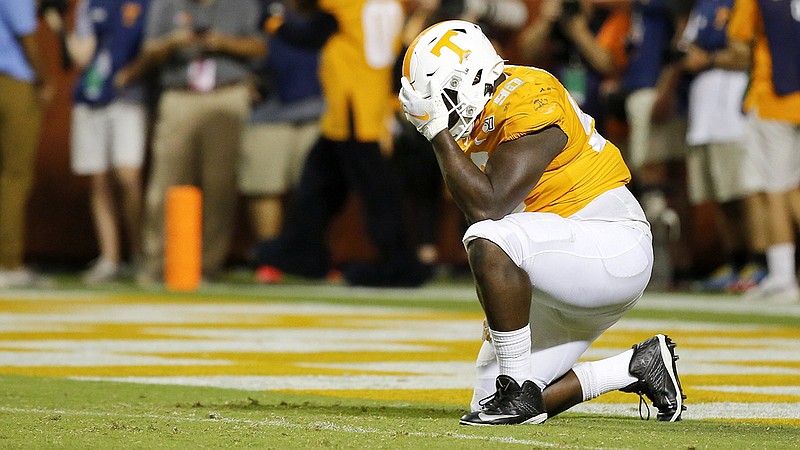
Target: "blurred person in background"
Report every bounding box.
[49,0,150,285]
[620,0,693,290]
[239,0,325,277]
[698,0,800,303]
[118,0,266,285]
[0,0,55,287]
[518,0,630,135]
[680,0,766,293]
[254,0,431,287]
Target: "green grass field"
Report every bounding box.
[1,279,799,449]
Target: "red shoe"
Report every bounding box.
[256,265,283,283]
[326,269,343,284]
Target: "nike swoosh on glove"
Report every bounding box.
[399,74,449,141]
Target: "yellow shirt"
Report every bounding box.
[317,0,404,141]
[728,0,800,124]
[459,65,631,217]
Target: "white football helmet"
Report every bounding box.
[402,20,505,140]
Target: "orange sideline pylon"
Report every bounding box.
[165,185,202,292]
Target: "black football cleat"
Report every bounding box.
[621,334,686,422]
[459,375,548,426]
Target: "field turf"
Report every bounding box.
[1,278,799,448]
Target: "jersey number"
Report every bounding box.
[363,0,403,69]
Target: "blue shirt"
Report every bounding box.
[0,0,37,82]
[73,0,149,106]
[250,3,323,124]
[265,35,320,104]
[690,0,734,51]
[757,0,800,96]
[623,0,675,91]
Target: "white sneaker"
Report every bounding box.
[742,277,800,304]
[0,267,52,288]
[82,259,120,285]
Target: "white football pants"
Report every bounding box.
[462,186,653,411]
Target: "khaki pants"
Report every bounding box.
[238,121,319,195]
[625,88,687,170]
[0,75,41,268]
[142,84,250,277]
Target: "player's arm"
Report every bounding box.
[200,31,266,60]
[712,39,751,70]
[430,126,566,224]
[114,28,191,87]
[683,38,750,72]
[400,74,566,223]
[4,0,52,105]
[518,0,562,63]
[115,0,193,87]
[19,32,54,106]
[48,0,96,70]
[695,0,754,71]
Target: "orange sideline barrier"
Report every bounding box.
[165,186,202,292]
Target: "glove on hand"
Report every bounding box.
[399,74,449,141]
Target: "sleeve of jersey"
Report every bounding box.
[4,0,37,35]
[499,86,566,143]
[727,0,758,43]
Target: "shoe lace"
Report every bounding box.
[477,390,506,410]
[477,392,495,407]
[477,385,515,410]
[635,393,651,421]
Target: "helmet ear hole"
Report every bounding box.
[472,69,483,85]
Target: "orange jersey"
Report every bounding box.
[728,0,800,124]
[317,0,404,141]
[459,65,631,217]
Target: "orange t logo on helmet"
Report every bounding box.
[430,30,471,63]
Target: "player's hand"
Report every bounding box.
[399,75,449,141]
[169,28,195,51]
[682,44,711,73]
[35,79,55,108]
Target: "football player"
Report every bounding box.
[399,20,686,425]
